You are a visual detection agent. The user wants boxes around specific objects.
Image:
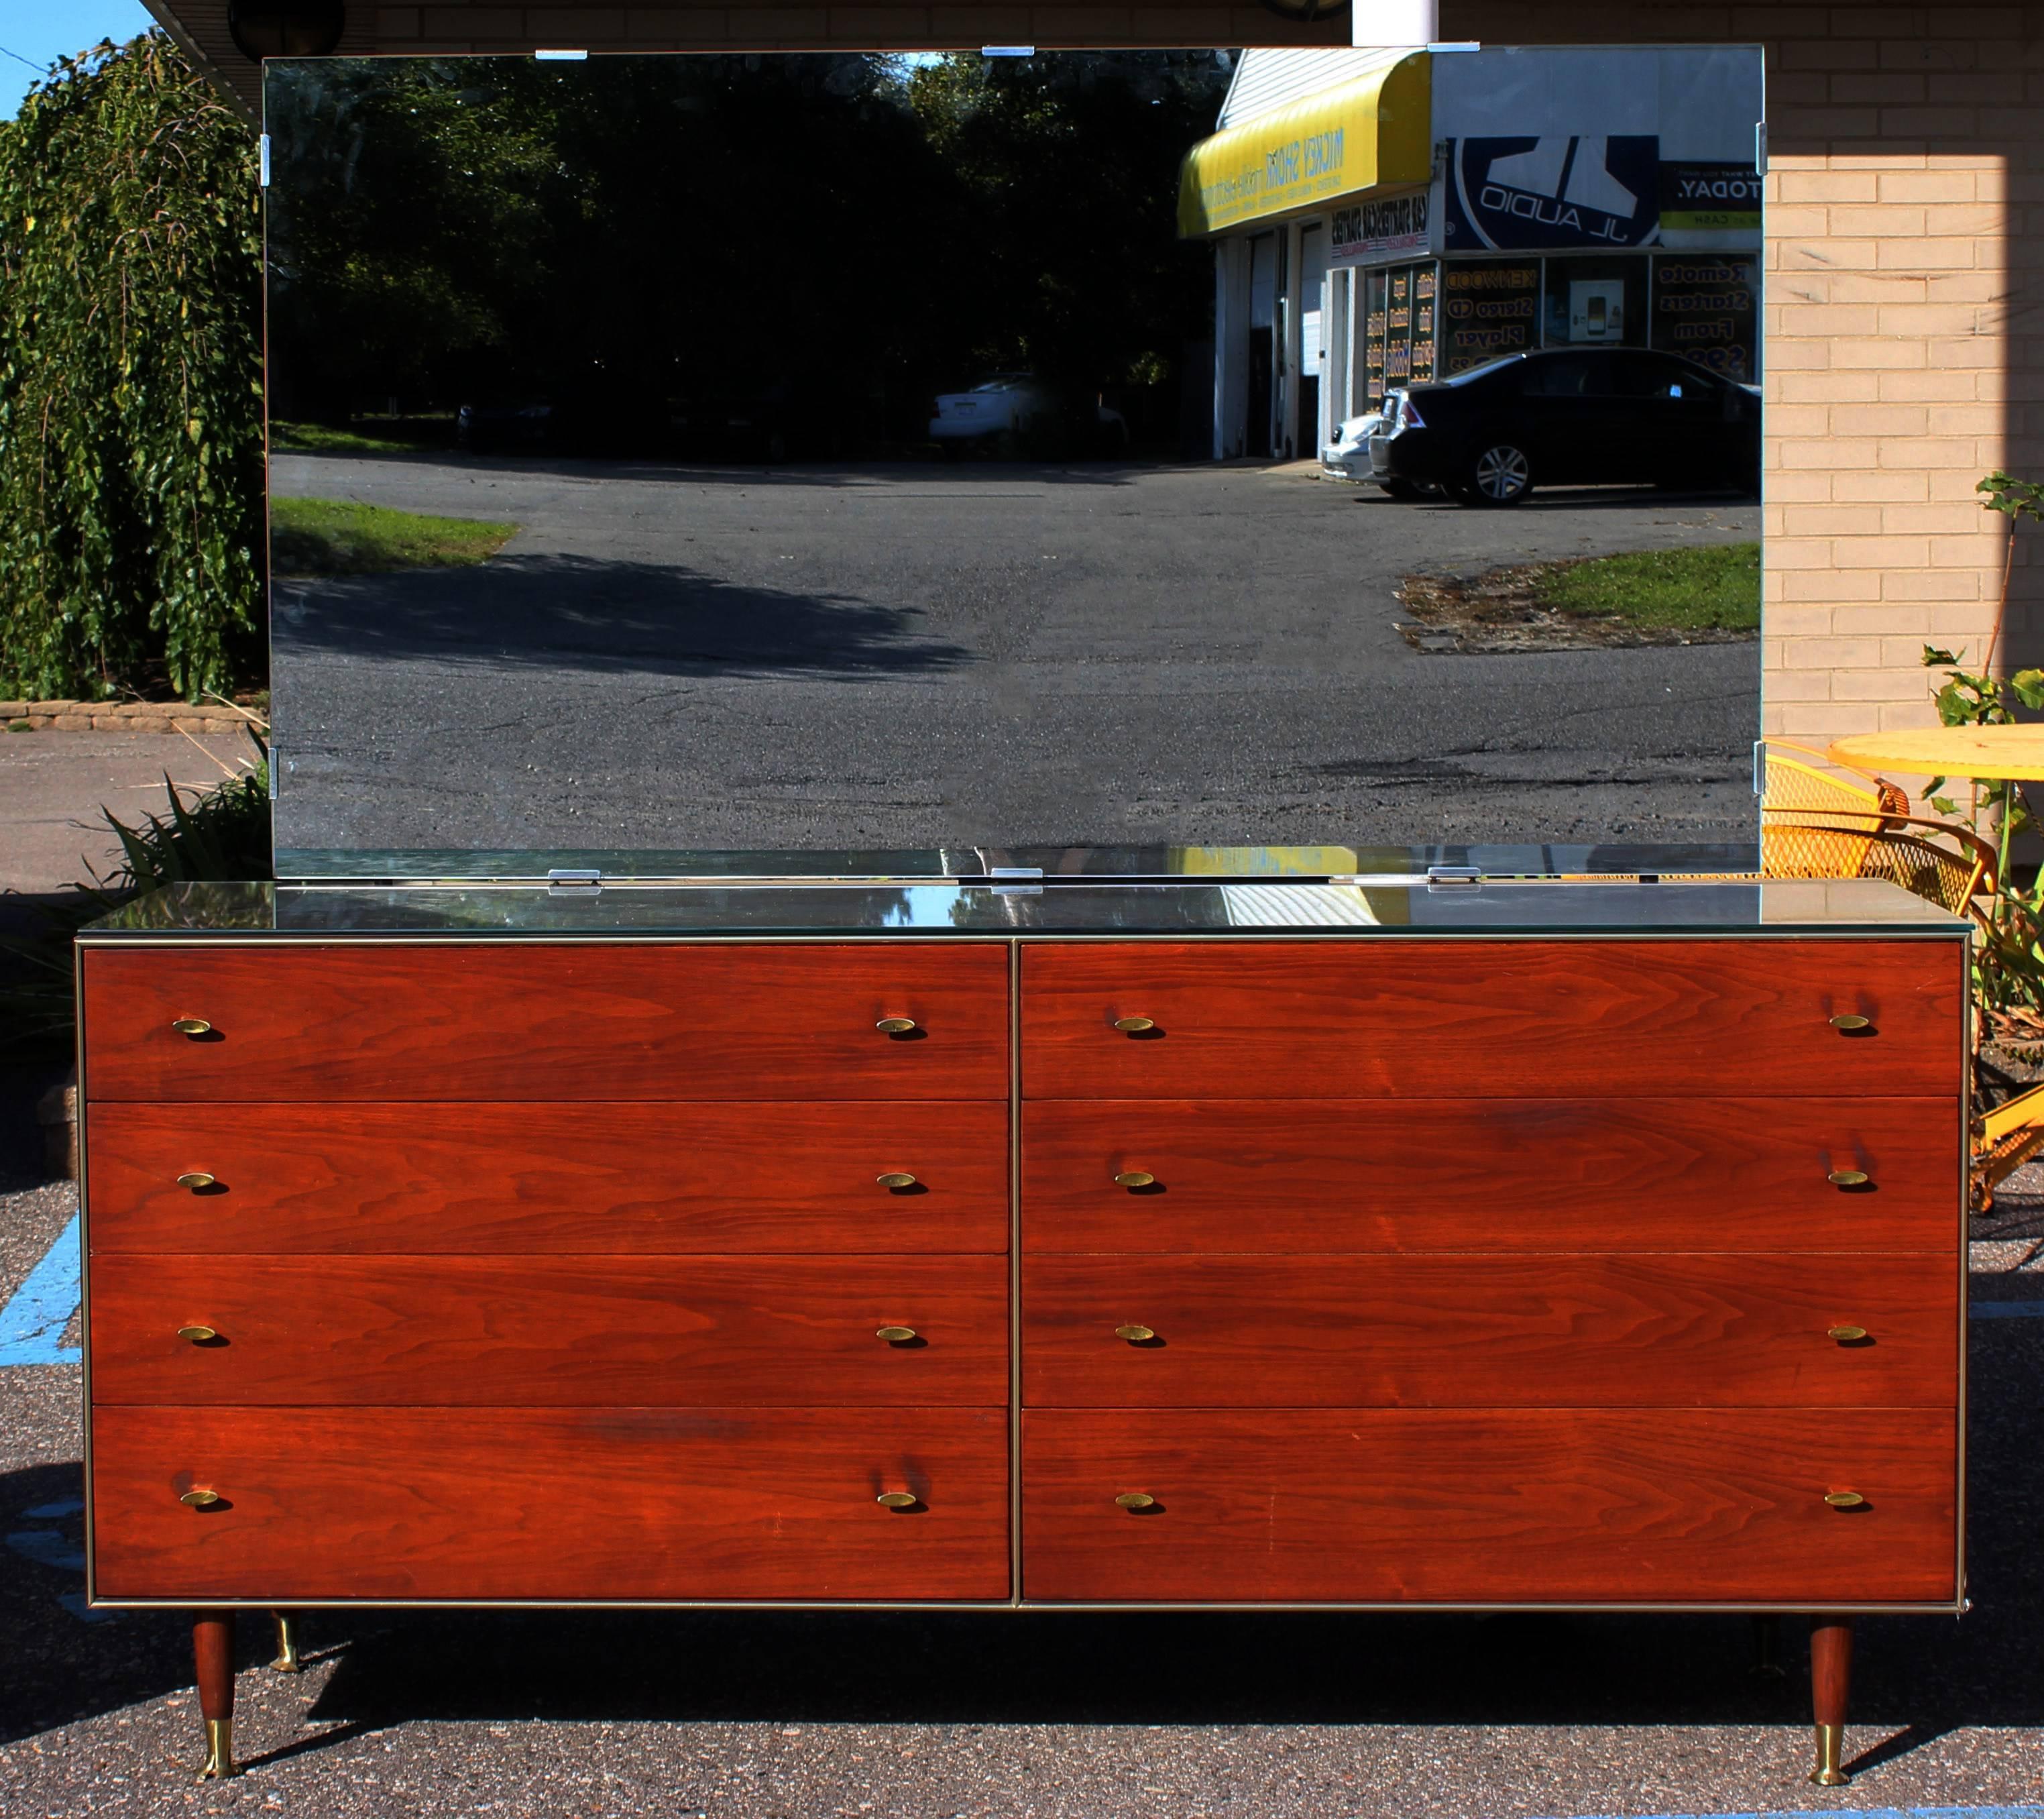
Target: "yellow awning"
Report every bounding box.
[1178,53,1432,238]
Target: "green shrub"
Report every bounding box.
[0,729,271,1051]
[0,33,263,702]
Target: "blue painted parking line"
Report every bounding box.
[1970,1300,2044,1319]
[0,1212,81,1366]
[1556,1809,2044,1819]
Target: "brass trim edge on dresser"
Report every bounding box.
[1008,940,1023,1607]
[78,1598,1974,1614]
[74,926,1972,1616]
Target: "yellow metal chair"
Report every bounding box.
[1756,742,2041,1208]
[1757,738,1994,914]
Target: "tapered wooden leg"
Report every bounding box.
[1809,1614,1854,1786]
[1749,1614,1785,1678]
[270,1610,303,1673]
[193,1610,237,1780]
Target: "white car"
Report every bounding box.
[929,374,1053,452]
[1321,411,1383,481]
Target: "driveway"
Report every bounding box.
[269,453,1762,859]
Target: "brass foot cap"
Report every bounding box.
[270,1612,303,1672]
[1809,1723,1849,1787]
[196,1717,237,1781]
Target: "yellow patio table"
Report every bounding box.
[1827,724,2044,782]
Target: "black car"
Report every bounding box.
[1369,347,1760,506]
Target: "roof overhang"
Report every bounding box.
[1177,52,1431,238]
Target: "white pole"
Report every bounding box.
[1353,1,1438,48]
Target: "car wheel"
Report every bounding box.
[1379,478,1422,500]
[1467,441,1534,506]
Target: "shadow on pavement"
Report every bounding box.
[273,553,975,680]
[275,450,1176,490]
[1361,485,1757,514]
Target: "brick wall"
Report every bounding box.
[149,0,2041,755]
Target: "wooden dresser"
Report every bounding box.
[75,874,1969,1788]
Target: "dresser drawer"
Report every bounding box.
[1020,940,1962,1099]
[92,1256,1009,1407]
[87,1102,1009,1254]
[1021,1255,1956,1408]
[1023,1098,1957,1254]
[1021,1409,1956,1604]
[82,944,1009,1101]
[91,1406,1011,1601]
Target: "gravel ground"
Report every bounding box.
[6,1173,2043,1818]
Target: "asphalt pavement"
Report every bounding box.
[269,452,1762,859]
[4,1168,2044,1816]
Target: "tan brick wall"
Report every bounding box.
[150,0,2043,754]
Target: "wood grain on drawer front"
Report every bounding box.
[1020,941,1962,1099]
[92,1256,1009,1407]
[1021,1409,1956,1604]
[1023,1099,1957,1254]
[87,1103,1009,1254]
[82,945,1009,1101]
[1021,1255,1955,1408]
[91,1406,1010,1601]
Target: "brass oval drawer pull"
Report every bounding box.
[1827,1325,1869,1343]
[176,1172,217,1191]
[1827,1168,1870,1188]
[874,1015,917,1036]
[1828,1013,1872,1033]
[170,1017,213,1037]
[1115,1492,1156,1511]
[875,1325,917,1344]
[1113,1015,1155,1034]
[1115,1323,1155,1343]
[179,1488,221,1508]
[876,1490,918,1510]
[176,1325,219,1344]
[1823,1490,1866,1509]
[1114,1170,1157,1189]
[875,1171,917,1190]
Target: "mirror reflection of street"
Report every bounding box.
[270,449,1758,855]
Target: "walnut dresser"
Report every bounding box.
[75,867,1970,1788]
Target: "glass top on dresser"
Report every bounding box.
[82,875,1967,940]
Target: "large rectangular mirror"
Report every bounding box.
[264,45,1764,877]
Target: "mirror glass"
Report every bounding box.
[264,46,1764,876]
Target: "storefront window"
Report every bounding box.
[1386,267,1414,386]
[1650,253,1760,382]
[1438,260,1540,376]
[1363,268,1387,406]
[1541,257,1649,350]
[1410,265,1438,384]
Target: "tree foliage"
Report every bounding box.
[0,33,262,701]
[268,52,1232,447]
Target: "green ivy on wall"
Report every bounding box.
[0,32,262,702]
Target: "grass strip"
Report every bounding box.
[271,498,517,576]
[272,420,441,455]
[1534,541,1761,632]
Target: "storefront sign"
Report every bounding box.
[1178,54,1432,237]
[1444,136,1660,251]
[1438,262,1540,374]
[1330,190,1430,266]
[1660,163,1762,233]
